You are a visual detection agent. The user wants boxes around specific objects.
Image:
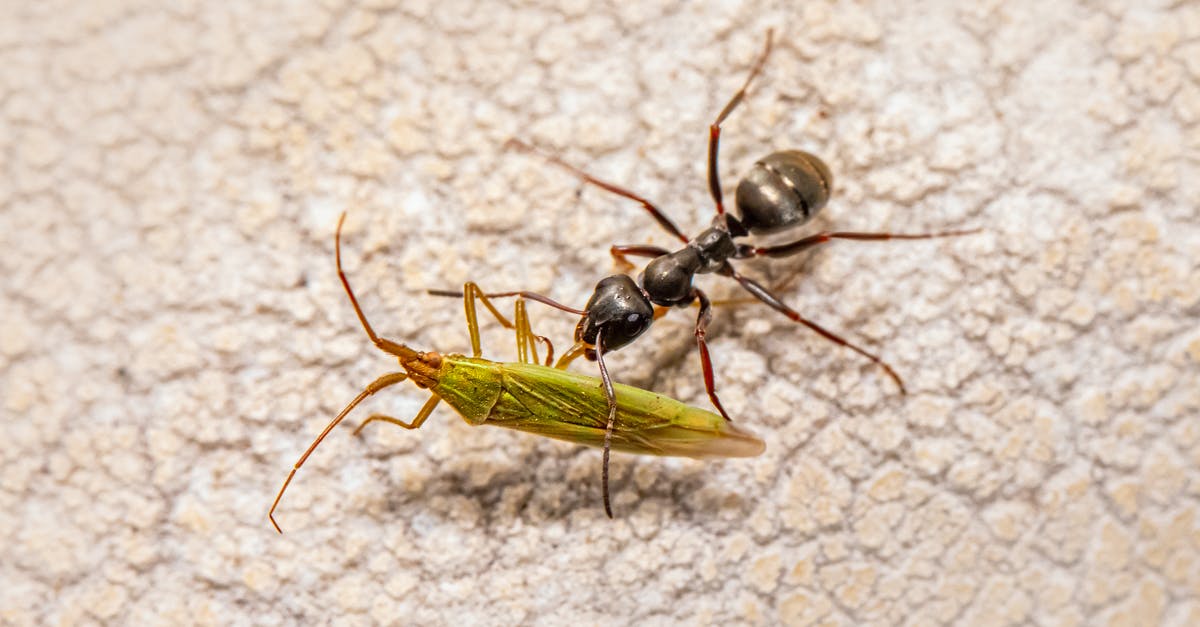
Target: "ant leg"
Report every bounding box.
[353,395,441,436]
[708,29,774,215]
[722,263,908,394]
[268,371,412,534]
[594,326,619,519]
[504,138,689,244]
[611,244,671,272]
[692,288,734,422]
[335,213,418,362]
[741,228,981,259]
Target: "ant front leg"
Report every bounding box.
[692,288,734,422]
[740,228,981,259]
[708,29,774,216]
[504,139,689,244]
[722,263,908,394]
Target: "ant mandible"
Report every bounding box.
[439,29,976,516]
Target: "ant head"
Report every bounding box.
[577,275,655,355]
[735,150,832,234]
[640,248,701,306]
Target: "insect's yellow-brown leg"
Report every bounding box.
[536,335,555,366]
[462,283,556,365]
[353,395,441,435]
[512,298,556,366]
[429,284,582,365]
[513,297,532,364]
[269,370,410,534]
[462,282,517,358]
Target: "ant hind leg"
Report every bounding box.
[708,29,775,216]
[723,263,908,395]
[504,139,689,243]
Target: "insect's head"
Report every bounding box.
[577,275,655,358]
[735,150,833,234]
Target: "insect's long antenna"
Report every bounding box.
[427,287,586,317]
[269,212,421,534]
[269,371,410,533]
[335,212,418,362]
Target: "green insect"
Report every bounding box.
[267,213,764,533]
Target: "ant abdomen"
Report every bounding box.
[734,150,833,234]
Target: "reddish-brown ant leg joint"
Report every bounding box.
[693,288,734,422]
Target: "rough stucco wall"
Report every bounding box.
[2,0,1198,625]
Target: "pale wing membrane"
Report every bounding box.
[487,362,764,458]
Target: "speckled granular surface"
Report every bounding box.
[3,1,1199,626]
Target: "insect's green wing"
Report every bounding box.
[483,361,765,459]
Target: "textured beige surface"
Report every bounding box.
[3,1,1199,625]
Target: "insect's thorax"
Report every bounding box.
[431,355,504,425]
[688,218,738,273]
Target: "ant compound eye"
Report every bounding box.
[735,151,833,234]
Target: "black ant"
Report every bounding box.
[437,30,977,516]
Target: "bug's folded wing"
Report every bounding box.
[488,362,765,459]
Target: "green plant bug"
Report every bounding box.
[267,213,764,533]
